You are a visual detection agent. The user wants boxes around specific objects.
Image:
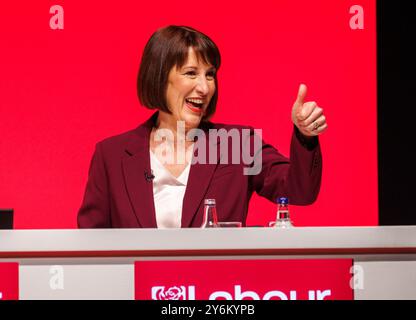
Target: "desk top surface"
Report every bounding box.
[1,226,416,257]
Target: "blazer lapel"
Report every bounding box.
[121,113,220,229]
[122,113,157,228]
[181,123,220,228]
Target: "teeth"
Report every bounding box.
[186,98,204,104]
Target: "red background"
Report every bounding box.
[135,259,354,300]
[0,263,19,300]
[0,0,378,229]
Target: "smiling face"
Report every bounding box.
[163,47,217,131]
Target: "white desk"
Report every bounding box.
[1,227,416,299]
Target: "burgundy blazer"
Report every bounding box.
[77,112,322,228]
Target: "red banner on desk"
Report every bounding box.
[0,263,19,300]
[135,259,353,300]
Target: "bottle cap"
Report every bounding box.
[204,199,216,205]
[277,197,289,205]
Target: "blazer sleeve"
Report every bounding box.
[250,126,322,205]
[77,142,112,228]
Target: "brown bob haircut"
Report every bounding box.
[137,25,221,121]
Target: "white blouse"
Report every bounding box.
[150,150,192,229]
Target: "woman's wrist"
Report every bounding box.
[294,125,318,149]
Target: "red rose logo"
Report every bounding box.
[156,286,185,300]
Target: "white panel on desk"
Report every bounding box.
[19,264,134,300]
[354,261,416,300]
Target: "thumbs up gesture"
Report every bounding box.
[292,84,328,137]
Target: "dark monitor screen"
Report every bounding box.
[0,209,14,229]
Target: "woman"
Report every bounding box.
[77,25,327,228]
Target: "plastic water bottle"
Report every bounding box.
[272,197,293,228]
[201,199,219,228]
